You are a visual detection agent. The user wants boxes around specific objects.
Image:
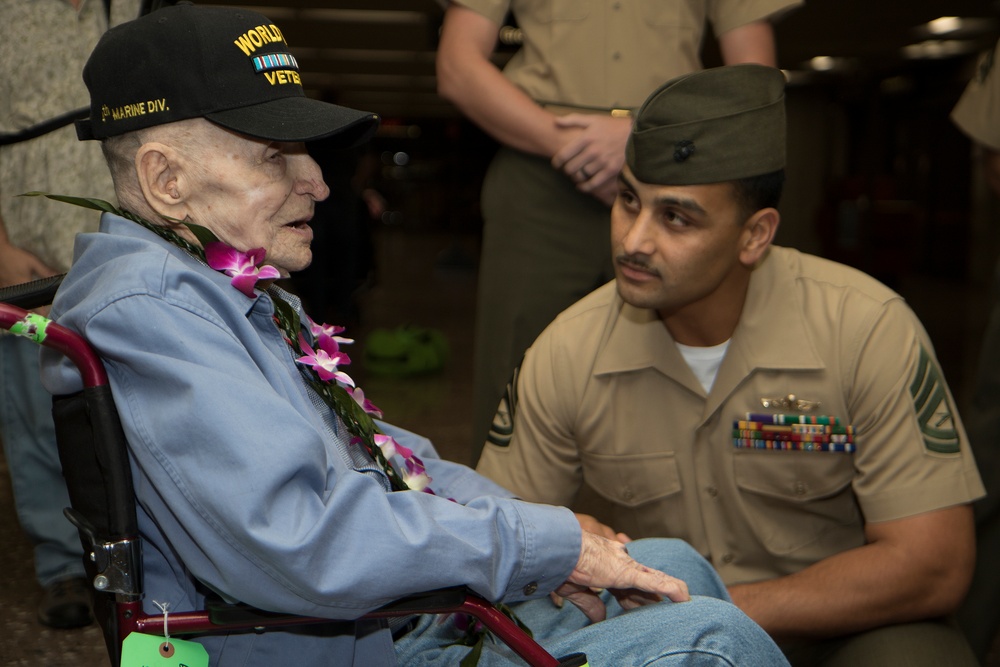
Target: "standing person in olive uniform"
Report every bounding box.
[951,38,1000,662]
[436,0,801,463]
[477,64,985,666]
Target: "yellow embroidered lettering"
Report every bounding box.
[234,34,255,56]
[263,70,299,86]
[254,26,272,45]
[269,24,284,43]
[247,30,263,48]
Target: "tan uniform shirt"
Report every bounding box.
[0,0,139,273]
[454,0,801,109]
[478,246,985,585]
[952,40,1000,150]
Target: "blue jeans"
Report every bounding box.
[395,538,789,666]
[0,335,84,586]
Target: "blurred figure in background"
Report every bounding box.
[0,0,141,628]
[951,37,1000,662]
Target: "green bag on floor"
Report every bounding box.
[363,326,449,377]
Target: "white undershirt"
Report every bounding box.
[675,339,731,394]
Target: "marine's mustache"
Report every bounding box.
[615,253,660,277]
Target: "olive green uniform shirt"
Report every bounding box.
[952,40,1000,150]
[478,246,985,584]
[454,0,802,110]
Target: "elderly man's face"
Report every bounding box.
[180,121,330,277]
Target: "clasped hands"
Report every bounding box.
[555,513,690,624]
[550,114,633,207]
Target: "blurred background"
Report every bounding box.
[3,1,999,664]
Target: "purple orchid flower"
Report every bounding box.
[307,318,354,347]
[295,334,355,387]
[347,387,384,418]
[402,455,432,491]
[204,242,281,298]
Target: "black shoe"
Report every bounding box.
[38,577,93,629]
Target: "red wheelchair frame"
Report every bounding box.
[0,276,586,667]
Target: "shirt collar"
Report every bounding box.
[594,247,825,388]
[99,212,268,318]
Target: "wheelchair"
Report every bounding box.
[0,275,586,667]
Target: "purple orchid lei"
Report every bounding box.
[202,240,434,493]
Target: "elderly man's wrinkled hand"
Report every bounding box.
[555,532,689,623]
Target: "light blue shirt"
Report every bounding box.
[41,213,580,666]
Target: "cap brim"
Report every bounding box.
[206,96,380,147]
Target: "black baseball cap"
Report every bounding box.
[76,5,379,147]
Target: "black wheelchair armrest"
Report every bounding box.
[206,587,469,626]
[0,273,64,310]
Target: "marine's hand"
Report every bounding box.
[551,114,632,204]
[555,531,689,623]
[575,512,631,544]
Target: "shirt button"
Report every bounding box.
[622,488,634,501]
[611,51,621,61]
[612,1,621,9]
[523,582,538,596]
[707,486,718,498]
[721,553,734,564]
[794,481,807,496]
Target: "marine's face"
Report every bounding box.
[181,122,330,277]
[610,167,749,321]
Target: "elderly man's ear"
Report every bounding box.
[135,142,189,221]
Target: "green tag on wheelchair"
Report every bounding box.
[9,312,49,343]
[120,632,208,667]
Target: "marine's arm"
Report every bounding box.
[476,327,585,507]
[435,2,578,159]
[730,298,981,638]
[728,505,975,639]
[717,20,778,67]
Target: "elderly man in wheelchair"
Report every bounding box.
[23,6,789,666]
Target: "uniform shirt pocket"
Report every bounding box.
[583,450,681,506]
[733,451,862,557]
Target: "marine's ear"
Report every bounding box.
[739,207,779,268]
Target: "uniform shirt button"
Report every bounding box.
[794,481,807,496]
[721,553,734,564]
[707,486,718,498]
[622,488,634,501]
[523,582,538,596]
[612,1,621,9]
[611,51,621,61]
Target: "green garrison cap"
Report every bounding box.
[625,64,786,185]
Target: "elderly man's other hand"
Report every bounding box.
[0,238,56,288]
[555,532,690,623]
[551,114,632,206]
